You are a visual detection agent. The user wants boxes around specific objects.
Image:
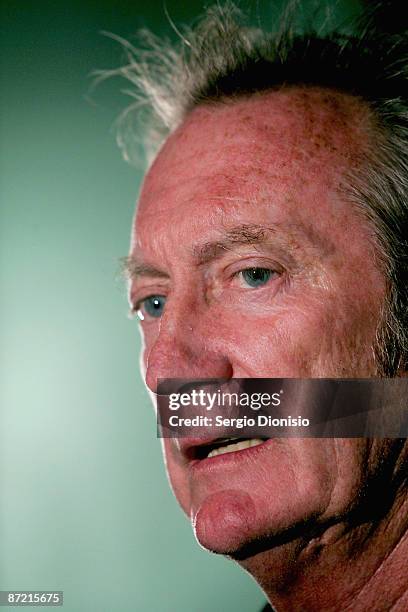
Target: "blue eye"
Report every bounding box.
[241,268,274,288]
[139,295,166,319]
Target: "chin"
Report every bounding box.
[192,488,259,555]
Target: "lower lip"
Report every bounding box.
[188,439,275,474]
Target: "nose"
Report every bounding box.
[144,302,233,394]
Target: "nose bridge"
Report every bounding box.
[144,293,232,392]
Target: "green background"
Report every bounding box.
[1,1,361,610]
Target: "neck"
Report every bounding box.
[240,488,408,611]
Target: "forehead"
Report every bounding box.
[134,87,371,248]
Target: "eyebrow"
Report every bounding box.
[192,224,285,265]
[121,258,169,281]
[192,221,327,268]
[123,222,331,280]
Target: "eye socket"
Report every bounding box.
[134,268,277,319]
[239,267,276,288]
[137,295,166,320]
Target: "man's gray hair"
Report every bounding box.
[100,1,408,376]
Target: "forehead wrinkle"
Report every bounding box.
[132,202,337,277]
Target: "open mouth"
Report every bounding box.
[194,437,269,460]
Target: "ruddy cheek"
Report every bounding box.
[192,489,257,554]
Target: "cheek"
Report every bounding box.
[215,286,380,377]
[212,305,327,377]
[325,438,372,515]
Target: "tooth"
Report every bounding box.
[207,438,265,458]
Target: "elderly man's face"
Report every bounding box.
[129,88,388,555]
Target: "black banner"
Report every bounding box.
[156,378,408,438]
